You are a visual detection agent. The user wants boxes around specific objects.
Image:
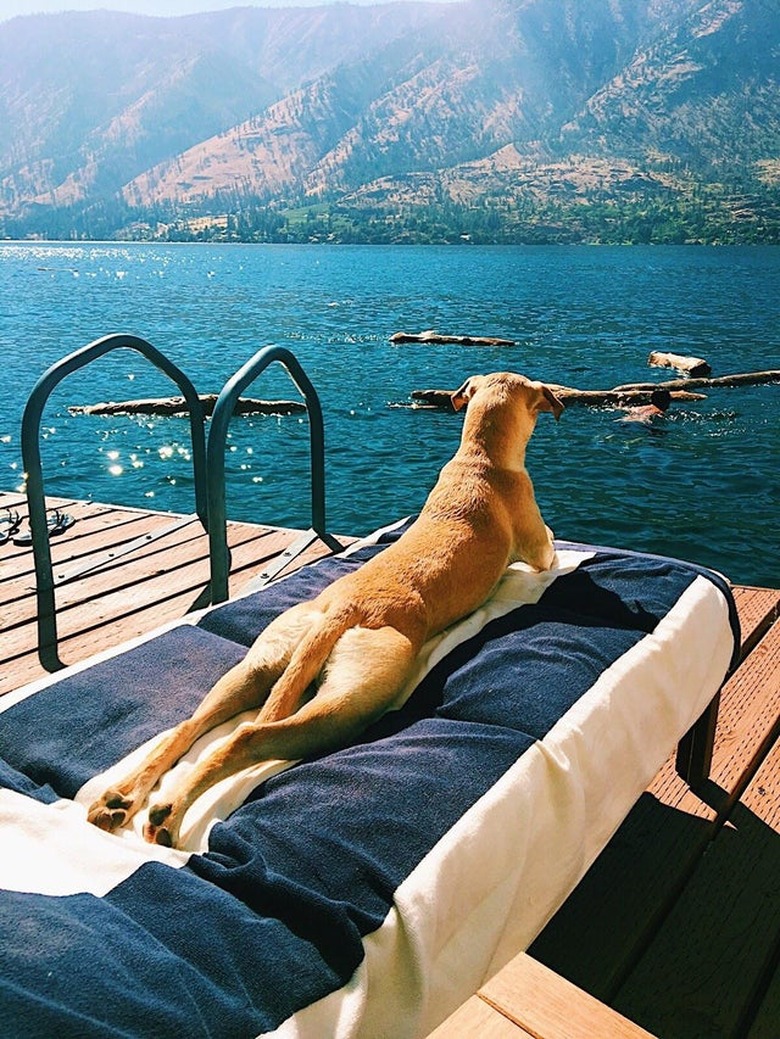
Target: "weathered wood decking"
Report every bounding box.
[2,489,778,1038]
[0,490,351,695]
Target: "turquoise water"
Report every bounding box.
[1,241,778,586]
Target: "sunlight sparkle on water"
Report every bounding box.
[2,241,777,588]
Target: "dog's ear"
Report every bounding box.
[451,377,479,412]
[537,384,565,421]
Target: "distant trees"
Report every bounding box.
[3,161,778,245]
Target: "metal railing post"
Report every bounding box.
[207,345,339,604]
[21,334,208,672]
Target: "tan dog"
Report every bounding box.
[87,372,563,848]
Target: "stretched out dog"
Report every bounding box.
[88,372,564,848]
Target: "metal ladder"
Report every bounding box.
[21,335,341,671]
[206,343,343,604]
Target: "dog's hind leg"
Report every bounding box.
[87,603,320,833]
[145,625,418,848]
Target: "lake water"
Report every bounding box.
[1,241,778,587]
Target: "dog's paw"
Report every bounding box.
[144,803,176,847]
[87,790,134,832]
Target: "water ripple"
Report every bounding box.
[2,242,778,587]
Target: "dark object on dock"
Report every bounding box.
[390,330,515,346]
[70,393,307,417]
[648,351,712,377]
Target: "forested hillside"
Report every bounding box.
[1,0,778,244]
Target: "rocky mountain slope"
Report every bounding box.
[1,0,777,243]
[0,3,442,213]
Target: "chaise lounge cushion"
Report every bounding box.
[0,520,739,1038]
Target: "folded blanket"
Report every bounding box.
[0,521,739,1038]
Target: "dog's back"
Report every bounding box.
[321,371,563,643]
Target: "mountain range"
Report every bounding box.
[1,0,778,244]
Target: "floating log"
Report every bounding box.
[390,330,515,346]
[552,387,706,406]
[648,351,711,377]
[614,369,780,392]
[408,368,778,412]
[409,387,706,410]
[70,393,306,417]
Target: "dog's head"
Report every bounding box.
[451,372,564,422]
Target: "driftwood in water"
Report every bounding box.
[70,393,306,417]
[409,387,706,410]
[648,351,711,377]
[552,387,706,406]
[390,330,515,346]
[410,367,778,410]
[614,369,780,392]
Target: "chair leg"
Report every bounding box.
[675,691,721,789]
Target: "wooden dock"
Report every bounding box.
[2,489,778,1038]
[0,490,351,695]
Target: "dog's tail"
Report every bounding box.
[265,605,356,718]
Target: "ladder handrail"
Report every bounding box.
[207,345,340,603]
[21,333,208,672]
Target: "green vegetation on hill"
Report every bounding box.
[6,168,776,246]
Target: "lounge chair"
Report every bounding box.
[0,517,739,1038]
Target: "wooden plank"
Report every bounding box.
[2,516,207,632]
[0,497,109,579]
[1,515,303,637]
[480,954,657,1039]
[0,505,216,638]
[221,524,351,585]
[612,737,780,1039]
[731,585,780,655]
[0,505,152,602]
[1,526,340,693]
[0,491,27,511]
[3,534,211,652]
[0,490,348,695]
[529,608,780,1001]
[703,619,780,806]
[426,994,535,1039]
[5,603,207,692]
[427,955,659,1039]
[528,782,715,999]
